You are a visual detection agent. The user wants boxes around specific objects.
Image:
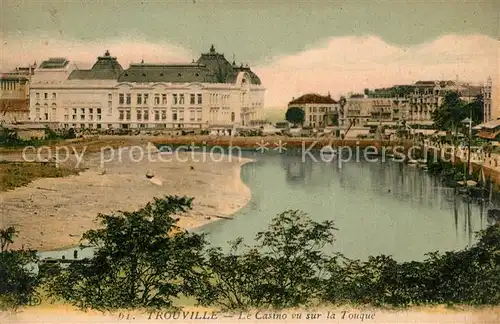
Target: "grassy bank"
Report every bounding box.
[0,162,80,191]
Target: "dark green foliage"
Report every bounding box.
[0,126,76,148]
[196,210,337,310]
[366,85,415,98]
[45,196,207,311]
[10,197,499,311]
[285,107,305,126]
[0,227,40,310]
[432,92,483,131]
[322,224,500,307]
[43,126,76,141]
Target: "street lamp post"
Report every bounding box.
[462,114,472,186]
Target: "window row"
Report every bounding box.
[35,92,57,100]
[67,108,102,115]
[209,93,229,105]
[118,93,203,105]
[34,102,57,109]
[64,114,102,121]
[308,107,336,113]
[118,108,203,121]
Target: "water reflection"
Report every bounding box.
[39,151,498,262]
[199,152,496,261]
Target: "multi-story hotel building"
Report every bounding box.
[354,80,482,128]
[28,46,265,129]
[287,93,340,128]
[407,80,481,125]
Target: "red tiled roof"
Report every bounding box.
[289,93,337,105]
[478,130,500,140]
[0,99,29,112]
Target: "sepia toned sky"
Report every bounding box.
[1,0,499,107]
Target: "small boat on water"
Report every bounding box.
[407,159,418,164]
[392,153,405,162]
[417,159,427,164]
[456,180,477,187]
[320,145,337,157]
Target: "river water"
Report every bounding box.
[39,150,495,262]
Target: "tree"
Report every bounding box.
[46,196,207,310]
[463,94,484,124]
[285,107,305,126]
[0,227,40,310]
[195,210,338,310]
[330,113,339,126]
[432,91,464,131]
[322,223,500,307]
[0,227,17,252]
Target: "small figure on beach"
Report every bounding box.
[145,170,154,179]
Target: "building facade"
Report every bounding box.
[0,63,35,123]
[28,46,265,129]
[483,77,493,122]
[355,80,483,128]
[407,80,481,125]
[287,93,340,128]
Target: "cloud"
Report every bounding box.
[254,34,499,107]
[0,35,193,70]
[1,33,498,111]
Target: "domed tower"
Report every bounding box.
[196,45,234,83]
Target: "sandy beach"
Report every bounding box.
[0,144,252,251]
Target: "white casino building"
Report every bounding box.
[29,45,265,130]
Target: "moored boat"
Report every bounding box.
[320,145,337,156]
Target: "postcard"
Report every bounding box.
[0,1,499,323]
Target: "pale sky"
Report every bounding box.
[1,0,499,107]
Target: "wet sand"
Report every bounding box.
[0,145,252,251]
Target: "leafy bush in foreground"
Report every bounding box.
[195,210,337,310]
[45,196,207,310]
[0,227,40,310]
[13,196,498,311]
[322,225,500,306]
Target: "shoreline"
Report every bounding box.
[0,147,254,252]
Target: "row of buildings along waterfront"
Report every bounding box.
[1,45,265,130]
[288,78,495,132]
[1,46,496,134]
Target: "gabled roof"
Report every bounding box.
[289,93,337,105]
[68,51,124,80]
[478,130,500,140]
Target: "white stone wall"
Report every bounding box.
[289,103,339,128]
[28,71,265,129]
